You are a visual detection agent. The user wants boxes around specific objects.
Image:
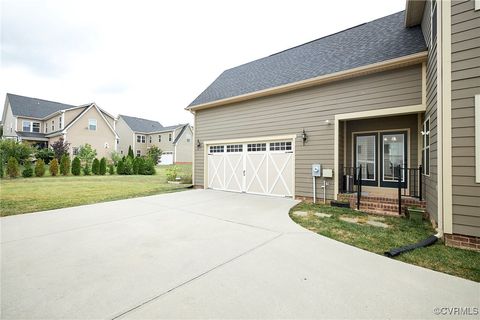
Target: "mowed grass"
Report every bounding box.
[290,202,480,282]
[0,164,192,217]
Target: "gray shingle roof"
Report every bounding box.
[120,115,164,133]
[16,131,49,140]
[189,11,426,107]
[7,93,77,118]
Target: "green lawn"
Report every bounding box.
[290,202,480,282]
[0,164,192,217]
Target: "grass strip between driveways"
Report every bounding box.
[289,202,480,282]
[0,165,191,217]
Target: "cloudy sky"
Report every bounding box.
[1,0,405,126]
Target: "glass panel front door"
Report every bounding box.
[380,131,407,187]
[355,134,377,186]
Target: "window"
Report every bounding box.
[247,143,266,152]
[209,145,224,153]
[355,134,376,181]
[422,118,430,176]
[270,141,292,151]
[137,135,146,143]
[136,150,141,157]
[59,117,62,129]
[226,144,243,153]
[72,147,79,155]
[168,133,172,142]
[51,120,54,131]
[149,136,152,143]
[32,122,40,133]
[158,135,162,142]
[88,119,97,131]
[22,121,31,132]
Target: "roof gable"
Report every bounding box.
[119,115,164,133]
[189,11,427,108]
[7,93,77,118]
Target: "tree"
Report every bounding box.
[99,157,107,175]
[0,152,4,178]
[143,158,156,175]
[35,159,46,177]
[50,138,70,160]
[77,144,97,168]
[110,151,121,165]
[147,146,162,164]
[22,162,33,178]
[0,140,35,164]
[49,158,59,176]
[123,157,133,175]
[132,157,140,174]
[6,157,19,178]
[92,158,100,175]
[60,154,71,176]
[116,159,124,175]
[137,157,146,175]
[71,157,81,176]
[128,146,134,159]
[83,164,91,175]
[108,164,115,175]
[35,148,55,164]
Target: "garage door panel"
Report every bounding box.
[224,154,244,192]
[245,153,268,194]
[208,155,225,190]
[268,153,293,196]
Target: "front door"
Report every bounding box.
[380,131,408,187]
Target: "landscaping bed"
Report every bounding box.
[290,202,480,282]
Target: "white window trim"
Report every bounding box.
[355,134,377,182]
[136,150,141,157]
[136,135,146,143]
[22,120,31,132]
[475,95,480,183]
[22,120,41,133]
[422,117,431,177]
[475,0,480,11]
[88,119,97,131]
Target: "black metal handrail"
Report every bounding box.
[339,165,362,210]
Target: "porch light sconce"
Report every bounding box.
[302,129,308,145]
[325,119,331,125]
[196,139,201,148]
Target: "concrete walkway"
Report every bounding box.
[1,190,478,319]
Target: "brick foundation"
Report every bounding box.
[444,234,480,251]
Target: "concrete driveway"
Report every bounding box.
[1,190,478,319]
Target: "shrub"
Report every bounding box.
[147,146,162,164]
[36,148,54,164]
[22,162,33,178]
[92,158,100,175]
[0,153,4,178]
[78,144,97,168]
[143,158,156,175]
[35,159,46,177]
[50,138,70,160]
[132,157,140,174]
[180,174,192,184]
[110,151,121,165]
[72,157,81,176]
[128,146,134,159]
[83,164,91,176]
[0,140,35,164]
[116,160,124,175]
[60,154,71,176]
[108,164,115,175]
[123,157,133,175]
[137,157,146,175]
[165,165,179,181]
[49,158,59,176]
[7,157,19,178]
[99,157,107,175]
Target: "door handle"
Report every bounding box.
[243,170,246,176]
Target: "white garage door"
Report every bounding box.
[159,152,174,165]
[207,140,294,197]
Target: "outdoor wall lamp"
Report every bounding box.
[196,139,201,148]
[302,129,307,145]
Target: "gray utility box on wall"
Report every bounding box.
[323,168,333,178]
[312,164,321,177]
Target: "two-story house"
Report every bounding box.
[187,0,480,250]
[1,93,118,159]
[116,114,193,164]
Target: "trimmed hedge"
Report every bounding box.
[7,157,19,178]
[92,158,100,175]
[35,159,46,177]
[99,157,107,175]
[72,157,81,176]
[22,162,33,178]
[60,154,71,176]
[108,164,115,175]
[49,159,59,176]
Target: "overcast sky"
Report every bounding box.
[1,0,405,126]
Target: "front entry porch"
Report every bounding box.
[335,110,427,215]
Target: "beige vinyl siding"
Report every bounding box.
[2,101,18,138]
[450,0,480,237]
[174,126,193,163]
[116,117,135,156]
[147,131,175,153]
[194,65,423,198]
[63,108,86,128]
[421,0,439,222]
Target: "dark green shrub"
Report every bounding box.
[36,148,54,164]
[137,157,146,175]
[108,164,115,175]
[132,157,140,174]
[22,162,33,178]
[0,140,35,165]
[116,160,124,175]
[99,157,107,175]
[60,154,71,176]
[143,158,156,175]
[0,153,4,178]
[83,164,91,176]
[7,156,19,178]
[35,159,46,177]
[92,158,100,175]
[128,146,134,159]
[49,158,59,176]
[147,146,162,164]
[123,157,133,175]
[72,157,81,176]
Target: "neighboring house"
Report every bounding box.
[1,93,118,159]
[116,114,193,164]
[188,0,480,250]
